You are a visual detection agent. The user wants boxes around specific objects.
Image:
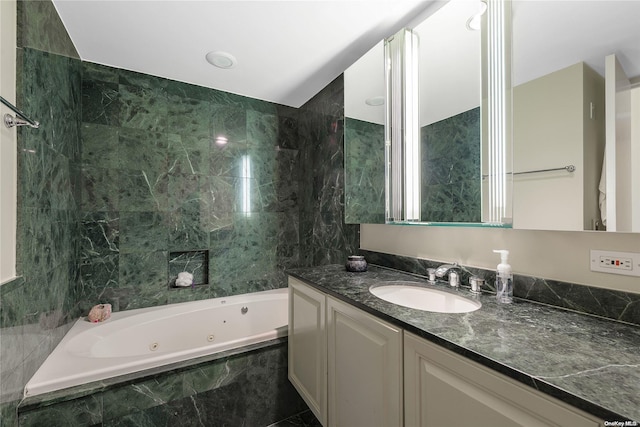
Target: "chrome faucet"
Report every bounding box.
[434,263,460,287]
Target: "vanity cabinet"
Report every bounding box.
[327,296,403,427]
[288,277,327,425]
[288,277,403,427]
[404,332,602,427]
[289,277,604,427]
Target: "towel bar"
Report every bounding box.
[1,95,40,129]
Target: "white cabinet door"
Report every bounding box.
[327,297,403,427]
[404,332,602,427]
[288,277,327,426]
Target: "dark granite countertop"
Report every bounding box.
[287,264,640,423]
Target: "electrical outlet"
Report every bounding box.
[590,250,640,277]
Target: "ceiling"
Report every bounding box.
[512,0,640,87]
[52,0,444,108]
[52,0,640,109]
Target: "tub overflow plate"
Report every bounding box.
[241,306,248,315]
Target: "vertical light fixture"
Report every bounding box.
[385,28,420,222]
[484,0,511,224]
[241,155,251,215]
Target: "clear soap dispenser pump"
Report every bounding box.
[493,250,513,304]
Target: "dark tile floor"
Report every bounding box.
[269,410,322,427]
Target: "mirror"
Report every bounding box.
[416,0,485,223]
[345,0,513,226]
[511,0,640,232]
[344,41,386,224]
[345,0,639,232]
[383,0,512,226]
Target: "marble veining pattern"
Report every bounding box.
[288,264,640,422]
[12,65,358,426]
[18,341,308,427]
[78,61,306,311]
[4,1,355,423]
[269,410,323,427]
[1,39,83,422]
[360,249,640,326]
[16,0,80,59]
[421,107,481,222]
[298,76,360,267]
[344,117,385,224]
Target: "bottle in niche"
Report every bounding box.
[493,249,513,303]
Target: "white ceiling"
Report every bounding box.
[344,0,481,126]
[512,0,640,86]
[52,0,640,110]
[345,0,640,128]
[52,0,444,108]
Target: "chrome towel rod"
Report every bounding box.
[512,164,576,176]
[1,95,40,129]
[483,165,575,179]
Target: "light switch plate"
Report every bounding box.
[590,250,640,277]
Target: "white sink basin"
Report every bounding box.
[369,282,481,313]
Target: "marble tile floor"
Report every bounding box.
[269,410,322,427]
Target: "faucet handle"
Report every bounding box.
[449,271,460,287]
[469,276,484,293]
[435,262,458,278]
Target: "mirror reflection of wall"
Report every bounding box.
[415,0,483,222]
[344,41,386,224]
[512,0,640,232]
[513,62,604,231]
[345,0,512,227]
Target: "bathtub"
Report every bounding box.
[24,288,288,397]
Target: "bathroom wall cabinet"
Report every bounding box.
[288,277,603,427]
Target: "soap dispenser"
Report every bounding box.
[493,249,513,304]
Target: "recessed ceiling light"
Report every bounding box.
[466,1,488,31]
[205,51,237,69]
[365,96,385,106]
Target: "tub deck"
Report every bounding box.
[24,288,288,398]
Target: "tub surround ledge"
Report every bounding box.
[287,264,640,423]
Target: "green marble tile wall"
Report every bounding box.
[16,0,80,59]
[298,76,360,266]
[343,108,480,225]
[421,107,482,222]
[1,1,82,424]
[344,117,385,224]
[78,62,302,312]
[2,3,358,425]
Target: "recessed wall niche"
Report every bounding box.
[168,250,209,288]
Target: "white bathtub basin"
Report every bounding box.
[24,288,288,397]
[369,282,481,313]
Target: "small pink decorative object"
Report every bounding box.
[87,304,112,323]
